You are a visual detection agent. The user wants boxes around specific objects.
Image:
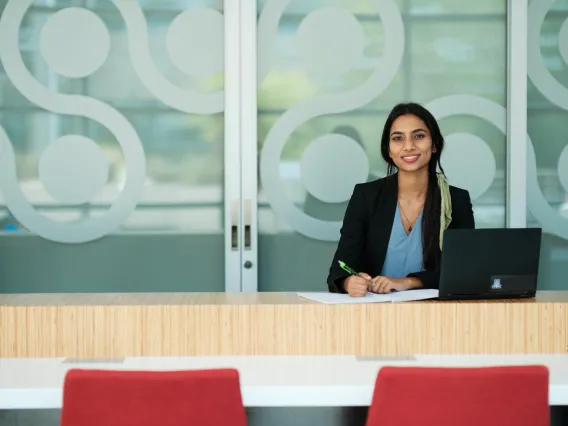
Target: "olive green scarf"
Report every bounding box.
[437,172,452,250]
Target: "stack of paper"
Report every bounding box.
[297,289,439,304]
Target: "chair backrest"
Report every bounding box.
[60,368,247,426]
[366,365,549,426]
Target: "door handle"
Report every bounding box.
[230,200,238,251]
[243,199,251,250]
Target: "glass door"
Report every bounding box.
[247,0,509,292]
[527,0,568,290]
[0,0,241,293]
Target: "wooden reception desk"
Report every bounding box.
[1,291,567,358]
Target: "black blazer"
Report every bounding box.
[327,174,475,292]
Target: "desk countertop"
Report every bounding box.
[2,291,568,358]
[1,354,568,408]
[1,290,567,306]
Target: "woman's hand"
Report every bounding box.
[370,276,423,293]
[344,273,372,297]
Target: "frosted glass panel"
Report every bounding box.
[0,0,225,292]
[527,0,568,290]
[257,0,507,291]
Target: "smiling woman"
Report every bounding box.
[327,103,475,296]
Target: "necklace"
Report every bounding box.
[398,201,418,232]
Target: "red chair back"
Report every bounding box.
[60,368,247,426]
[366,365,549,426]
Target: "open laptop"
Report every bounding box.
[438,228,542,300]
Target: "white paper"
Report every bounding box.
[297,292,392,304]
[297,289,439,304]
[387,289,439,302]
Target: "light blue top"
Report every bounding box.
[380,204,424,278]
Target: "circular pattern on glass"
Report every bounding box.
[259,0,404,242]
[528,0,568,110]
[301,134,369,203]
[527,136,568,240]
[166,8,224,77]
[39,7,110,78]
[296,6,365,77]
[526,0,568,240]
[425,95,502,200]
[442,133,496,200]
[38,135,109,204]
[0,0,147,243]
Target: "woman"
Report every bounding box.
[327,103,475,296]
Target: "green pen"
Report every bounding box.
[338,260,373,291]
[338,260,362,277]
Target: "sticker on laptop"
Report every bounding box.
[491,278,502,290]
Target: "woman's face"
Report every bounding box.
[388,114,435,173]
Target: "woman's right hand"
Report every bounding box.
[344,273,372,297]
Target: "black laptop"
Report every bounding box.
[438,228,542,300]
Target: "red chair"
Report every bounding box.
[366,365,549,426]
[60,368,247,426]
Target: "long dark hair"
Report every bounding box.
[380,103,445,271]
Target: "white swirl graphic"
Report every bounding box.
[259,0,404,241]
[527,0,568,240]
[426,94,568,240]
[111,1,223,114]
[0,1,146,243]
[425,95,498,200]
[527,137,568,240]
[528,0,568,110]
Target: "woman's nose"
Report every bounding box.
[402,137,415,150]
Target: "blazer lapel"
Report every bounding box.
[369,174,397,276]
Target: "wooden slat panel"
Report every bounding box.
[1,292,567,358]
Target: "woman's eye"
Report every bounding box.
[414,133,425,139]
[392,136,402,141]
